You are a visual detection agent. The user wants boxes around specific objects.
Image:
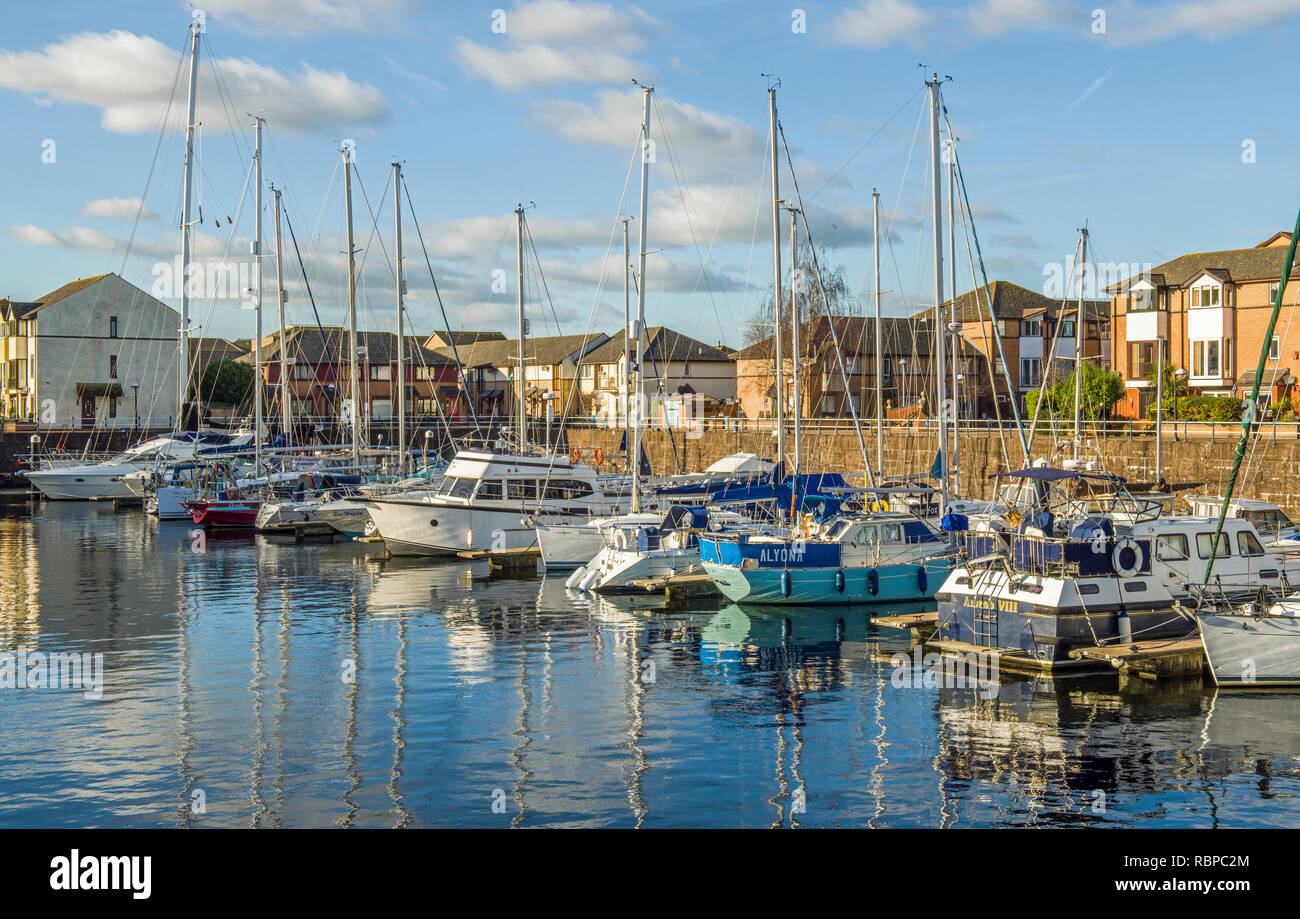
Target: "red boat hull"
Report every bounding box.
[184,499,261,528]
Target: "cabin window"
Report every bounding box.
[1156,534,1189,561]
[880,523,903,543]
[507,480,537,501]
[476,480,503,501]
[1196,532,1232,558]
[1078,583,1100,595]
[543,479,593,500]
[444,476,475,499]
[1123,581,1147,593]
[1236,531,1265,557]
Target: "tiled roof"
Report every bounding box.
[914,280,1075,323]
[35,273,113,308]
[433,333,609,368]
[252,327,455,366]
[581,326,733,364]
[1107,243,1300,293]
[737,315,940,360]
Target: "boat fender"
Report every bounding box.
[917,565,928,594]
[780,570,792,598]
[868,568,879,596]
[565,566,587,590]
[1112,538,1143,578]
[835,569,845,593]
[579,567,602,592]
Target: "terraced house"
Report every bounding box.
[1108,232,1300,419]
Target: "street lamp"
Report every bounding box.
[423,429,432,470]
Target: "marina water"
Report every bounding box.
[2,492,1298,828]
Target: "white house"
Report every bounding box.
[1,273,181,429]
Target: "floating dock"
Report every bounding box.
[924,634,1207,687]
[457,546,541,575]
[871,610,940,641]
[627,572,723,606]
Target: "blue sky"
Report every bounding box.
[2,0,1299,349]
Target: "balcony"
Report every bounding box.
[1187,307,1232,341]
[1125,310,1166,342]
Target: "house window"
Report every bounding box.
[683,362,691,377]
[881,357,891,378]
[416,398,438,415]
[369,365,391,381]
[292,364,314,381]
[1020,318,1042,337]
[845,356,861,374]
[109,355,118,379]
[1269,282,1281,304]
[1191,285,1221,308]
[1270,336,1281,360]
[1128,341,1157,379]
[1132,289,1155,311]
[1021,358,1041,387]
[1060,320,1076,338]
[581,364,594,379]
[1192,339,1229,378]
[109,316,118,338]
[109,397,117,419]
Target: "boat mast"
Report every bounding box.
[948,138,959,494]
[272,186,291,448]
[927,74,949,517]
[343,143,360,468]
[252,114,264,470]
[1074,226,1088,462]
[788,205,801,477]
[631,83,653,513]
[623,216,632,471]
[1155,332,1164,479]
[768,84,786,473]
[394,162,406,476]
[873,188,883,473]
[515,203,527,451]
[179,19,201,426]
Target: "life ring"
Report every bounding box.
[569,446,581,464]
[593,447,604,466]
[1112,537,1144,578]
[868,497,890,513]
[613,528,629,551]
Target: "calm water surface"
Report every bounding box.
[2,493,1298,828]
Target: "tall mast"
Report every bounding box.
[394,162,406,475]
[179,19,201,425]
[516,203,527,450]
[343,144,360,467]
[252,114,264,469]
[927,74,948,517]
[948,138,959,494]
[272,186,290,447]
[873,188,883,473]
[768,85,786,471]
[631,83,652,513]
[623,216,632,470]
[1074,226,1088,461]
[788,205,801,476]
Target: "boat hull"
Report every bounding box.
[700,555,952,605]
[364,499,541,556]
[1199,613,1300,685]
[186,500,261,528]
[26,468,141,501]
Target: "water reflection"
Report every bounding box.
[1,498,1298,828]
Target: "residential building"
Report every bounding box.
[430,332,610,420]
[1108,232,1300,418]
[1,273,180,429]
[248,326,461,424]
[424,329,507,350]
[580,326,737,424]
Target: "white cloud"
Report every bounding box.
[454,39,638,90]
[831,0,935,48]
[0,30,388,134]
[966,0,1077,36]
[1121,0,1300,42]
[199,0,409,34]
[81,197,158,221]
[453,0,662,90]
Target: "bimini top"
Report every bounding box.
[992,466,1126,484]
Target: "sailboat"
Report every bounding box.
[699,77,958,605]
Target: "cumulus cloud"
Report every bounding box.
[0,30,388,134]
[453,0,662,90]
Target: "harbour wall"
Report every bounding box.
[565,426,1300,516]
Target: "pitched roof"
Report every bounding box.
[251,326,455,366]
[737,315,941,360]
[580,326,734,364]
[35,273,113,308]
[1107,243,1300,293]
[0,298,41,320]
[433,333,609,369]
[912,280,1072,323]
[427,329,507,347]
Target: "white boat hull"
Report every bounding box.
[26,467,142,500]
[365,499,541,556]
[1199,613,1300,686]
